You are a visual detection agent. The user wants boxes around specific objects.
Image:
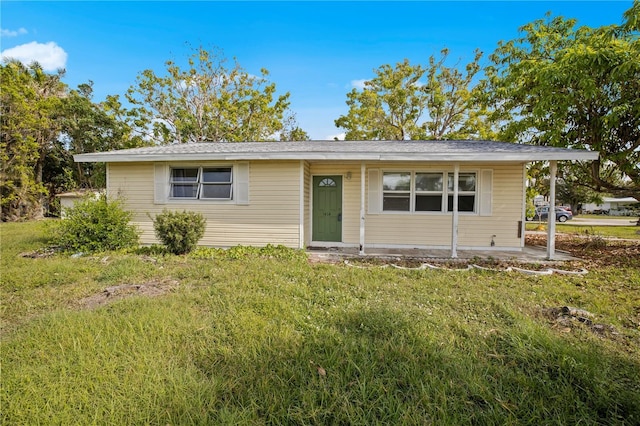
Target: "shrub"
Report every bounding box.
[152,209,206,255]
[50,194,139,253]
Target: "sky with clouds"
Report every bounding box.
[1,1,633,140]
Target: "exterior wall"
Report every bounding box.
[363,162,524,249]
[107,161,302,248]
[107,159,525,251]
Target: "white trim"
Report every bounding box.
[547,161,557,259]
[76,151,599,163]
[360,162,366,255]
[299,161,305,249]
[451,164,459,258]
[521,164,527,248]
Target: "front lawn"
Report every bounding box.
[2,221,639,424]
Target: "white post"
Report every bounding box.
[359,162,366,255]
[299,160,305,249]
[451,164,459,258]
[547,161,557,260]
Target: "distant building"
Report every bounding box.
[582,197,638,215]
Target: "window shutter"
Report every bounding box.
[235,162,249,205]
[154,163,168,204]
[480,169,493,216]
[368,169,381,213]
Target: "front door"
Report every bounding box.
[312,176,342,242]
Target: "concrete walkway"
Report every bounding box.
[308,245,576,264]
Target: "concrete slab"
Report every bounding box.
[307,245,577,264]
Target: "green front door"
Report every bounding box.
[312,176,342,242]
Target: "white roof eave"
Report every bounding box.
[74,151,599,163]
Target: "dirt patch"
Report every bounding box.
[526,234,640,268]
[541,306,620,339]
[77,279,179,309]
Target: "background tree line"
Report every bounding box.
[2,2,638,221]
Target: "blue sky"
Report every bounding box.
[1,1,633,140]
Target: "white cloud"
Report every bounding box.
[327,132,346,141]
[1,27,28,37]
[1,41,67,71]
[350,79,368,90]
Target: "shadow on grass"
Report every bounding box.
[189,306,640,425]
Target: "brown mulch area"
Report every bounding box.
[526,234,640,268]
[77,279,179,309]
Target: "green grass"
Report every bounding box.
[526,222,640,239]
[2,221,640,424]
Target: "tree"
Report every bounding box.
[1,60,66,220]
[58,84,148,190]
[334,50,492,141]
[125,46,306,144]
[1,60,146,220]
[484,3,640,202]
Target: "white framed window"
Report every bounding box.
[382,172,411,211]
[380,171,477,213]
[447,172,476,212]
[170,166,233,200]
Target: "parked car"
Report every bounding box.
[527,206,573,222]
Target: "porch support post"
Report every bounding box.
[451,163,460,258]
[299,160,305,249]
[359,162,366,255]
[547,160,557,260]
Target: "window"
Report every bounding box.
[447,172,476,212]
[170,167,233,200]
[415,173,443,212]
[383,172,411,211]
[380,171,477,213]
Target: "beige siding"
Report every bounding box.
[363,162,524,248]
[108,161,302,248]
[107,160,526,251]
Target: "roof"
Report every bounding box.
[74,140,599,163]
[602,197,638,203]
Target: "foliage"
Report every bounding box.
[126,46,306,143]
[0,60,146,221]
[49,195,139,252]
[2,221,639,424]
[58,84,148,191]
[1,60,65,220]
[335,50,493,140]
[152,209,206,254]
[484,3,640,200]
[190,244,307,261]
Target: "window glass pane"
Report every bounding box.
[383,173,411,191]
[202,167,232,183]
[447,173,476,191]
[416,195,443,211]
[172,184,198,198]
[415,173,442,191]
[447,195,475,212]
[201,184,232,199]
[383,194,410,211]
[171,168,198,182]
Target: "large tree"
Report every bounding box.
[1,60,66,220]
[1,60,145,220]
[334,50,492,141]
[484,2,640,201]
[125,46,306,144]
